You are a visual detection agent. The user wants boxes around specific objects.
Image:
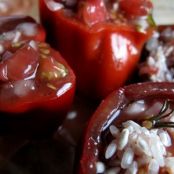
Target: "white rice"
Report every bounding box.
[13,80,35,97]
[96,161,105,173]
[118,128,129,150]
[105,141,117,159]
[142,27,174,82]
[97,118,174,173]
[46,0,64,11]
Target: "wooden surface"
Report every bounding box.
[152,0,174,25]
[29,0,39,21]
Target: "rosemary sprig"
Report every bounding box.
[142,100,174,129]
[155,122,174,128]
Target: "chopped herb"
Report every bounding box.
[41,63,68,81]
[40,54,48,59]
[47,83,57,90]
[12,42,23,48]
[40,48,50,55]
[136,24,144,33]
[55,62,68,78]
[147,14,156,27]
[38,42,49,48]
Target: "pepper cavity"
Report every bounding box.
[97,99,174,174]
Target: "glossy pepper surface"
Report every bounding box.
[0,41,75,113]
[80,82,174,174]
[40,0,155,99]
[0,16,76,129]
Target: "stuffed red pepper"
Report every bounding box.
[0,16,75,134]
[40,0,155,99]
[80,82,174,174]
[0,40,75,113]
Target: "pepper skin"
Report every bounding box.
[80,82,174,174]
[0,16,75,135]
[40,0,154,99]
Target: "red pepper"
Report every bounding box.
[0,42,75,134]
[0,41,75,113]
[40,0,155,99]
[0,16,76,134]
[80,82,174,174]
